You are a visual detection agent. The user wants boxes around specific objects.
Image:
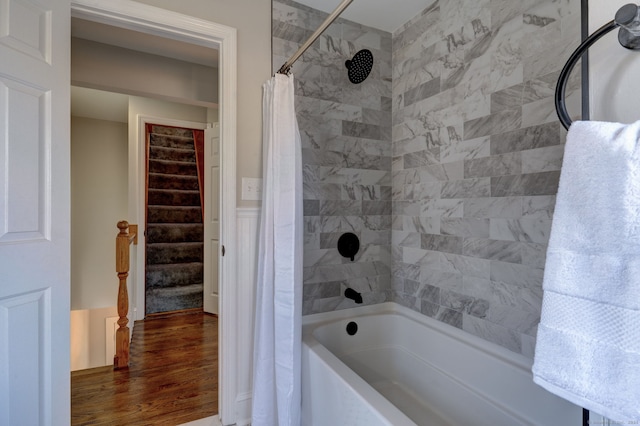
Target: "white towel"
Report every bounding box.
[532,120,640,421]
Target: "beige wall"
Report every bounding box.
[72,37,218,107]
[70,306,119,371]
[133,0,271,207]
[71,116,128,310]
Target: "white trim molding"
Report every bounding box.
[235,207,260,425]
[70,1,238,423]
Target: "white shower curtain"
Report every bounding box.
[251,73,303,426]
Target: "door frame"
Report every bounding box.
[70,1,238,423]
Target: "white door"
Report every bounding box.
[0,0,70,425]
[203,123,220,314]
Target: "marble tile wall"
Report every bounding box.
[272,0,581,357]
[391,0,581,356]
[273,0,393,315]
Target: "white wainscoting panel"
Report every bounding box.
[235,207,259,425]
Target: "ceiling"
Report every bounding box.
[293,0,436,33]
[71,18,218,68]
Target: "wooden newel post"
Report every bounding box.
[115,221,131,369]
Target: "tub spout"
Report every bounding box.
[344,288,363,304]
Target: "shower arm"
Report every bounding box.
[277,0,354,75]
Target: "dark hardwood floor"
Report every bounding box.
[71,311,218,426]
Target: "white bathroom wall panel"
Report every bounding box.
[589,1,640,123]
[235,207,259,425]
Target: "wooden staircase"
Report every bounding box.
[145,125,204,315]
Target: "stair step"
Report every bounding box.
[147,189,201,206]
[146,283,203,314]
[148,173,199,191]
[149,146,196,163]
[149,133,195,150]
[146,223,203,244]
[146,242,203,265]
[148,159,198,176]
[150,126,194,138]
[146,262,203,287]
[147,205,202,223]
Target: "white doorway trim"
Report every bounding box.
[70,1,238,424]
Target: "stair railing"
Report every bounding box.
[115,220,138,369]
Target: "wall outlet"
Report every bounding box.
[242,177,263,200]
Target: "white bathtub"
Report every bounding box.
[301,302,582,426]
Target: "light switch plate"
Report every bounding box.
[242,177,263,200]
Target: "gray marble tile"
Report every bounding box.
[441,218,490,238]
[485,303,539,335]
[421,199,464,218]
[393,231,421,248]
[435,306,464,329]
[440,137,491,163]
[441,178,491,199]
[303,182,342,200]
[464,108,522,140]
[421,233,463,254]
[489,218,552,244]
[342,120,382,140]
[440,253,491,279]
[303,281,341,301]
[363,200,391,215]
[462,238,522,263]
[319,232,344,250]
[404,182,441,200]
[404,77,441,106]
[393,261,421,281]
[402,216,440,234]
[304,248,342,267]
[490,260,544,290]
[490,122,560,155]
[520,333,536,359]
[463,197,522,218]
[403,148,440,169]
[491,83,524,113]
[522,195,555,219]
[441,289,490,318]
[521,144,564,174]
[463,314,522,353]
[464,152,522,178]
[320,200,362,216]
[519,241,547,268]
[491,171,560,197]
[304,199,320,216]
[420,267,464,291]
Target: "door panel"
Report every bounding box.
[204,124,220,314]
[0,0,70,424]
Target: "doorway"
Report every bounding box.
[70,1,238,422]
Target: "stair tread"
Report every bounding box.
[147,204,201,209]
[148,188,200,194]
[148,172,198,178]
[146,261,203,269]
[149,145,195,153]
[147,241,203,247]
[148,158,198,166]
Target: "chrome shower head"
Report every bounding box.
[345,49,373,84]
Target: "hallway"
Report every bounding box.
[71,312,218,425]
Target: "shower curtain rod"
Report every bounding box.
[277,0,354,75]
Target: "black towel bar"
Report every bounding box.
[556,3,640,130]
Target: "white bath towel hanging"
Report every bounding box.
[251,73,304,426]
[532,120,640,421]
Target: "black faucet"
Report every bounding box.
[344,288,363,304]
